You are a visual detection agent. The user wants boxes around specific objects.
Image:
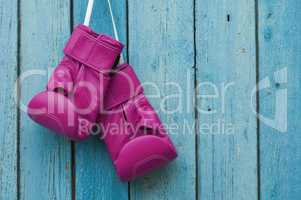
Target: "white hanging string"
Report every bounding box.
[107,0,124,63]
[107,0,119,42]
[84,0,124,63]
[84,0,94,26]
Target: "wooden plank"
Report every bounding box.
[19,0,72,199]
[258,1,301,199]
[195,0,258,199]
[73,0,128,199]
[0,0,18,199]
[128,0,196,199]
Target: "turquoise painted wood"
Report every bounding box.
[196,0,258,199]
[73,0,128,200]
[258,0,301,199]
[0,0,18,200]
[128,0,196,199]
[19,0,72,199]
[1,0,301,199]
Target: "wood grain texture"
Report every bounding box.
[196,0,258,199]
[0,0,18,199]
[258,0,301,199]
[19,0,72,199]
[73,0,128,199]
[0,1,300,200]
[128,0,196,199]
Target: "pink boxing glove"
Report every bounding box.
[27,25,123,140]
[100,64,177,181]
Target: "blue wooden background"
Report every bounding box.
[0,0,300,199]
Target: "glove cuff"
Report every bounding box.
[104,64,143,110]
[64,24,124,73]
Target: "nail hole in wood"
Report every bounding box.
[227,14,230,22]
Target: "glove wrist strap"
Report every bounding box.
[84,0,124,63]
[104,64,144,110]
[64,25,123,73]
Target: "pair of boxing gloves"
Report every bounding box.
[27,24,177,181]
